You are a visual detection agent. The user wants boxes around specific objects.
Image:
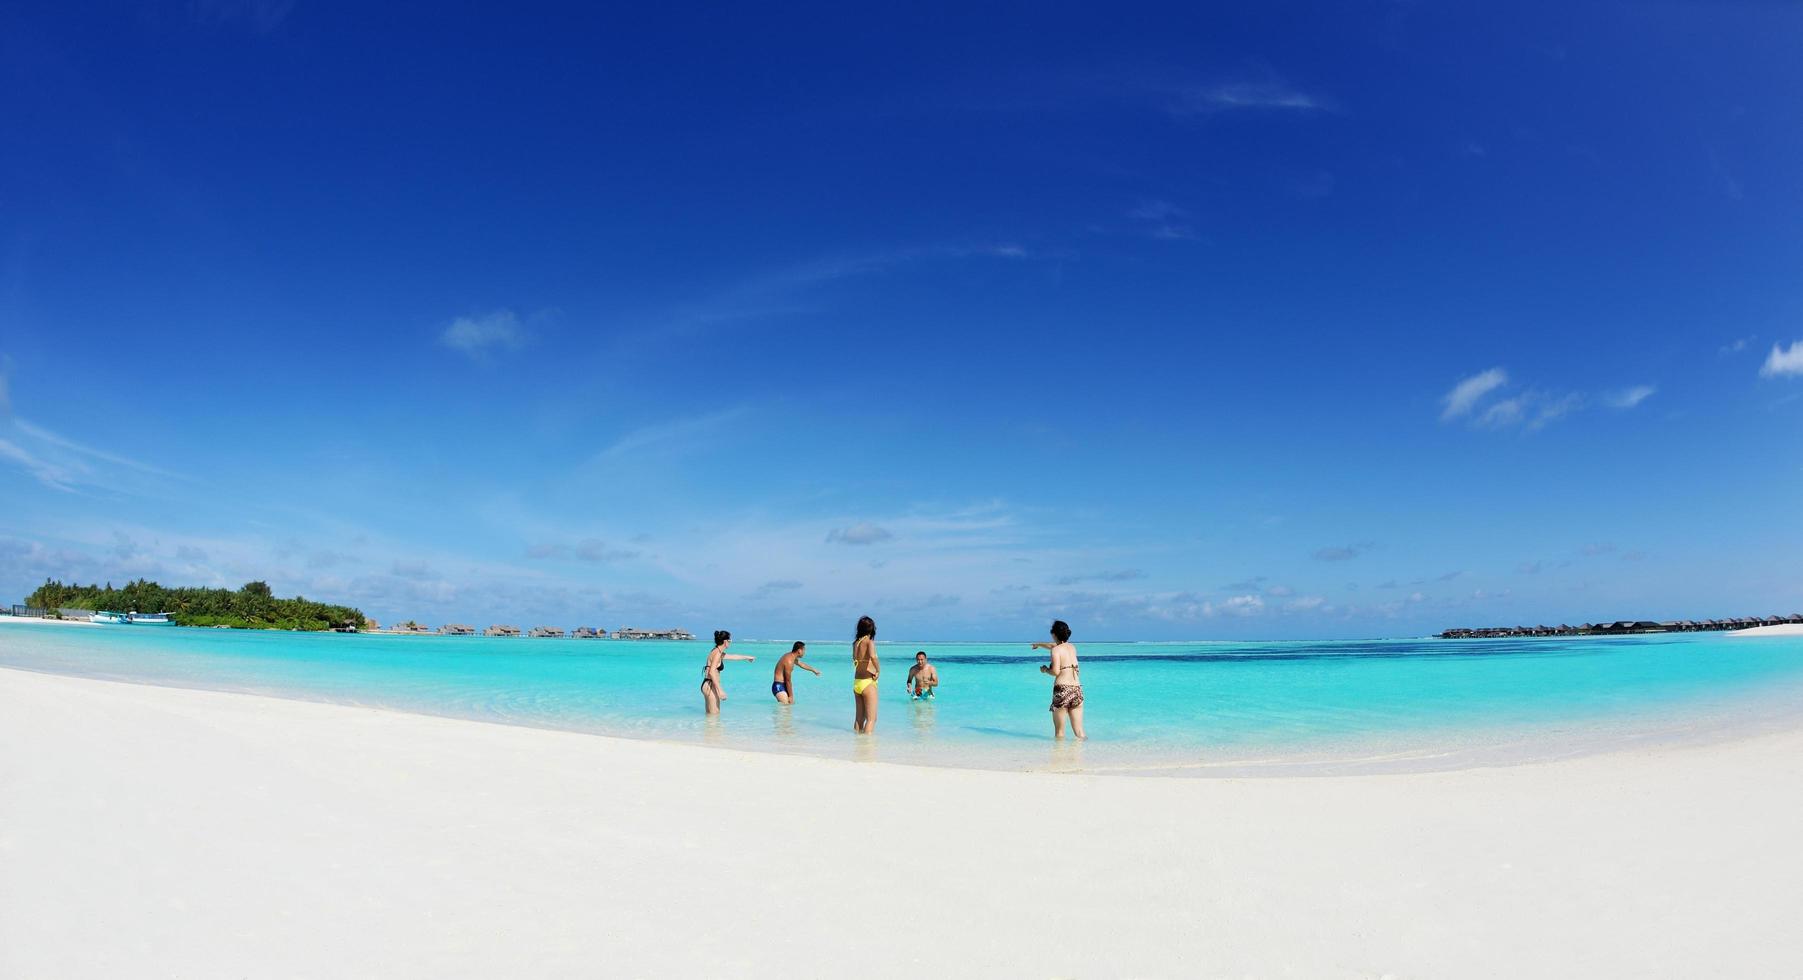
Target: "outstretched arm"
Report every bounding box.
[723,653,756,662]
[1031,642,1053,650]
[800,662,821,675]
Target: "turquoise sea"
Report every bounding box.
[4,621,1802,775]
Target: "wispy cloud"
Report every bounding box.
[1474,390,1583,430]
[1127,200,1196,241]
[746,579,803,600]
[0,409,188,493]
[1168,80,1329,115]
[0,438,76,491]
[440,310,528,357]
[1603,385,1657,409]
[1313,542,1370,562]
[1053,568,1146,585]
[1720,336,1754,355]
[1441,368,1509,421]
[11,419,184,479]
[526,538,640,563]
[1761,340,1803,378]
[826,522,893,546]
[1441,368,1599,432]
[574,539,638,562]
[589,406,750,466]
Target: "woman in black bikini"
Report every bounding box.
[1033,619,1085,739]
[701,629,755,715]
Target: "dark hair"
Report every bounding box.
[855,615,876,641]
[915,650,927,659]
[1050,620,1071,643]
[791,641,806,652]
[713,630,731,646]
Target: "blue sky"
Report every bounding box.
[2,1,1800,639]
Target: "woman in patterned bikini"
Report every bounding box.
[1033,619,1085,739]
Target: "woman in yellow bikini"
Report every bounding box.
[852,615,879,733]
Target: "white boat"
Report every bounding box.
[90,611,128,624]
[128,612,175,626]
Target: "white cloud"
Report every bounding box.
[1285,595,1326,612]
[1761,340,1803,378]
[1603,385,1657,409]
[826,522,894,546]
[1174,81,1326,114]
[1720,336,1753,355]
[1441,368,1509,421]
[1473,390,1582,431]
[1220,594,1265,615]
[440,310,527,356]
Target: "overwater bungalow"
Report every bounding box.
[439,624,477,636]
[485,624,521,637]
[611,626,697,640]
[572,626,603,639]
[528,626,565,638]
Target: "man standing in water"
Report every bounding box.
[907,651,939,700]
[771,642,820,704]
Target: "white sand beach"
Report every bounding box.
[3,667,1800,979]
[1730,623,1803,637]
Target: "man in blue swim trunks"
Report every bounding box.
[771,642,819,704]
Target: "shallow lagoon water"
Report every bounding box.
[4,622,1802,775]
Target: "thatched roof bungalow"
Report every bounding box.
[528,626,565,638]
[485,624,521,637]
